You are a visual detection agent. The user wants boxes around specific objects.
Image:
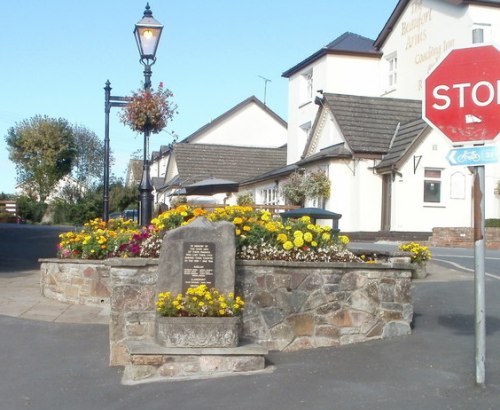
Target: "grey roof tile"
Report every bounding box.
[376,119,429,170]
[322,93,422,154]
[171,143,287,186]
[298,143,352,166]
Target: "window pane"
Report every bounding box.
[424,181,441,202]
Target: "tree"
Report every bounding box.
[5,115,76,201]
[71,125,105,190]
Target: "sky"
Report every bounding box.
[0,0,398,194]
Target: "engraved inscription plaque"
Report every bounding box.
[182,242,215,292]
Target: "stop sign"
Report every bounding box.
[423,45,500,144]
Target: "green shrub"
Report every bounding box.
[485,219,500,228]
[16,196,47,223]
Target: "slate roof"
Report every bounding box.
[151,177,165,190]
[376,119,429,171]
[298,143,352,166]
[320,93,422,155]
[239,163,299,186]
[282,32,381,78]
[167,143,287,188]
[374,0,500,48]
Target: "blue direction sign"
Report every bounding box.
[447,146,499,166]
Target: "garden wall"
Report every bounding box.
[40,259,111,305]
[429,227,500,249]
[105,257,414,366]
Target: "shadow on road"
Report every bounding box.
[438,313,500,336]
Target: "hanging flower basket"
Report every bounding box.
[120,82,177,134]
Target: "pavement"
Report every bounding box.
[1,260,500,409]
[0,270,109,324]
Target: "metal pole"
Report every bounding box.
[473,165,486,386]
[103,80,111,222]
[138,63,154,227]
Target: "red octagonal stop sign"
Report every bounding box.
[424,45,500,144]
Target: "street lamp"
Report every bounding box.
[134,3,163,226]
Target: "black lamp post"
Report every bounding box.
[134,3,163,227]
[103,81,129,222]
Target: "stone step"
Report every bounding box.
[122,339,269,384]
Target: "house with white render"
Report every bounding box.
[243,0,500,233]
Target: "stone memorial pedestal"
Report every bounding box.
[123,218,267,382]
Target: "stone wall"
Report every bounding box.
[40,259,111,305]
[107,258,413,366]
[429,227,500,249]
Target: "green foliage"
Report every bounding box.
[71,125,105,190]
[236,192,254,206]
[281,169,331,206]
[5,115,76,201]
[486,219,500,228]
[16,195,48,223]
[45,179,137,226]
[0,192,16,200]
[120,83,177,134]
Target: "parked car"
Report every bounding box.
[121,209,139,222]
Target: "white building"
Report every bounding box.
[246,0,500,232]
[149,96,288,206]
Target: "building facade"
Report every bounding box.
[258,0,500,232]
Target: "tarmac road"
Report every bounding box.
[1,272,500,409]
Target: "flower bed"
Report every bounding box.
[57,205,358,263]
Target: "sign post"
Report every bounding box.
[423,44,500,387]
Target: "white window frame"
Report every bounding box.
[423,168,442,204]
[260,186,278,205]
[299,69,313,105]
[472,23,491,44]
[386,52,397,91]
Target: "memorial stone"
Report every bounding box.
[156,217,235,296]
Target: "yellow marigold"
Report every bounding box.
[233,217,243,225]
[283,241,294,251]
[265,222,277,232]
[300,215,311,223]
[235,229,241,235]
[243,225,251,231]
[261,212,271,221]
[338,235,350,245]
[303,232,313,242]
[293,230,303,238]
[193,208,207,217]
[293,237,304,247]
[322,232,331,241]
[311,241,318,247]
[277,233,288,243]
